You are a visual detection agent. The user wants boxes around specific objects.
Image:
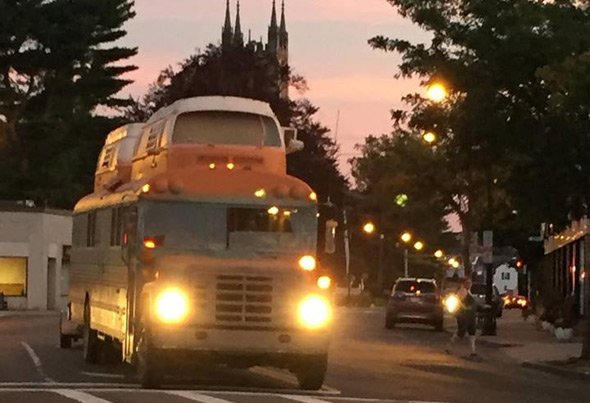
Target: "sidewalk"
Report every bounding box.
[0,310,60,318]
[472,310,590,380]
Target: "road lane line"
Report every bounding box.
[53,389,114,403]
[166,391,235,402]
[20,341,55,383]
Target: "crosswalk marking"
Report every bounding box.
[52,389,113,403]
[166,390,235,403]
[280,394,333,403]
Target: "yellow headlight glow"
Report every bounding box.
[298,294,332,329]
[155,288,189,324]
[298,255,317,271]
[444,294,460,314]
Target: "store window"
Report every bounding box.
[0,257,27,296]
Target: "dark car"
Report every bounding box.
[470,283,503,318]
[385,278,444,331]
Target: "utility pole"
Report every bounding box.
[404,248,409,277]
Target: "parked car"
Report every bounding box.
[470,283,503,318]
[385,278,444,331]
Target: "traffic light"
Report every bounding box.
[515,259,524,269]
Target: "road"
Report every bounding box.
[0,308,588,403]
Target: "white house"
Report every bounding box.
[493,263,518,294]
[0,203,72,310]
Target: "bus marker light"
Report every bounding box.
[227,162,235,170]
[267,206,279,215]
[141,184,151,193]
[309,192,318,202]
[144,239,156,249]
[317,276,331,290]
[298,255,316,272]
[255,188,266,198]
[209,163,216,170]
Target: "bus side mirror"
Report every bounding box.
[284,127,304,154]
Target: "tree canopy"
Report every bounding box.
[0,0,137,208]
[357,0,590,273]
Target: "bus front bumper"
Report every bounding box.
[148,325,330,367]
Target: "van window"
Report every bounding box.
[173,111,281,147]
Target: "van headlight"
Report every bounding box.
[155,288,189,324]
[444,294,460,314]
[297,294,332,329]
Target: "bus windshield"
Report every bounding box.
[173,111,281,147]
[142,202,316,255]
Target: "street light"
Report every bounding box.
[400,232,412,244]
[426,82,448,103]
[362,222,376,235]
[413,241,425,251]
[423,131,437,144]
[448,257,460,269]
[434,249,444,259]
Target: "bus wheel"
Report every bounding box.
[83,303,102,364]
[295,354,327,391]
[136,328,162,389]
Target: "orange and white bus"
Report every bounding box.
[60,96,332,389]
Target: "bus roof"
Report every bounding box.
[146,96,277,125]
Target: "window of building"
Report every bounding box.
[110,207,124,246]
[87,212,97,247]
[0,257,27,296]
[501,272,511,280]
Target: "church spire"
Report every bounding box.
[222,0,233,49]
[234,1,244,46]
[280,0,286,34]
[267,0,278,54]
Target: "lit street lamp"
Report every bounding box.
[400,232,412,244]
[434,249,444,259]
[413,241,425,251]
[426,82,448,103]
[423,131,437,144]
[362,222,376,235]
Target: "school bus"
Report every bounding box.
[59,96,332,389]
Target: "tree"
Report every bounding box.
[0,0,137,207]
[367,0,590,274]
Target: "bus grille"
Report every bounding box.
[215,275,273,325]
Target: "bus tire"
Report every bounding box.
[295,354,327,391]
[83,302,102,364]
[136,328,162,389]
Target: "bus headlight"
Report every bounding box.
[155,288,189,324]
[297,294,332,329]
[444,294,460,314]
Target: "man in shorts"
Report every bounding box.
[446,278,477,357]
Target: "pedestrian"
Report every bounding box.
[446,278,478,357]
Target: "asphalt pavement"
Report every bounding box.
[1,308,589,403]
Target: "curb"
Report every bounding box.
[522,361,590,381]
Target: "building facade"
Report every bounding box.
[544,218,590,316]
[0,204,72,310]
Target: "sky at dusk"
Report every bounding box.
[118,0,430,176]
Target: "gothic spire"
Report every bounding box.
[234,1,243,46]
[222,0,233,48]
[270,0,278,30]
[280,0,287,34]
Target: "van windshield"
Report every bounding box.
[142,202,316,255]
[173,111,281,147]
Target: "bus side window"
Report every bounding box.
[122,207,138,263]
[86,212,97,247]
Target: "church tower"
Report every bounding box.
[221,0,233,50]
[277,0,289,99]
[233,1,244,47]
[267,0,279,55]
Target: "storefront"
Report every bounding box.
[544,219,590,316]
[0,204,71,310]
